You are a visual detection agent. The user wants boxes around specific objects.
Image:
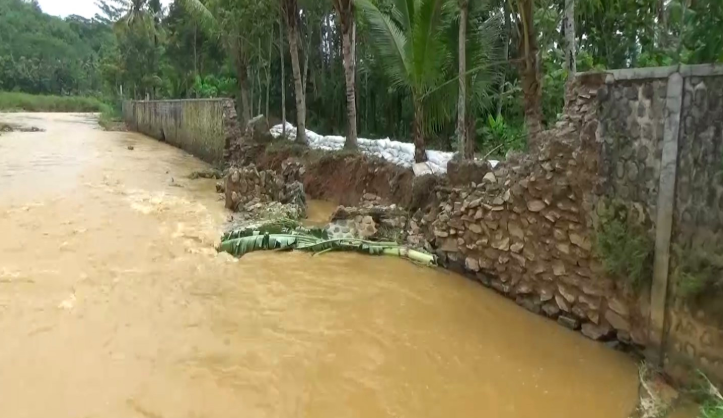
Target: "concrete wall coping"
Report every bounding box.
[578,63,723,81]
[124,98,232,104]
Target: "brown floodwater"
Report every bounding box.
[0,113,640,418]
[304,199,339,226]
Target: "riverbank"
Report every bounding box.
[0,112,644,418]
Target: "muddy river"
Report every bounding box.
[0,113,639,418]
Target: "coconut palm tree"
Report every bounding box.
[356,0,456,163]
[358,0,502,162]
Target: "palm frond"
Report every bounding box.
[390,0,415,31]
[411,0,454,89]
[357,0,411,90]
[177,0,218,34]
[423,71,457,133]
[467,14,505,114]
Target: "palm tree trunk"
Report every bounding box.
[457,0,470,159]
[497,1,510,117]
[335,0,358,150]
[517,0,543,147]
[279,19,287,138]
[284,0,307,144]
[413,97,428,163]
[564,0,576,82]
[266,35,272,124]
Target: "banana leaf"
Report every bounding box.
[218,233,436,266]
[219,233,298,257]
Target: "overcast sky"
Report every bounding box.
[36,0,173,19]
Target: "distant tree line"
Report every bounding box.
[1,0,721,159]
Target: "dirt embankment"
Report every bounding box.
[247,141,441,209]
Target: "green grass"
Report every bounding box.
[595,200,655,290]
[0,91,110,113]
[697,372,723,418]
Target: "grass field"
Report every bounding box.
[0,91,111,113]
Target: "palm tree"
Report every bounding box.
[457,0,469,158]
[332,0,358,150]
[357,0,456,163]
[513,0,542,145]
[358,0,502,162]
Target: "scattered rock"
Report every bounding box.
[542,302,560,317]
[605,310,631,332]
[483,172,497,184]
[607,297,630,316]
[527,200,546,212]
[465,257,480,272]
[581,322,611,340]
[491,236,510,252]
[557,315,580,330]
[127,145,135,150]
[569,232,591,251]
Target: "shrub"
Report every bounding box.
[673,245,723,321]
[475,114,526,159]
[595,200,655,290]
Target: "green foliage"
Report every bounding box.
[595,201,654,290]
[190,74,235,98]
[0,0,114,96]
[672,245,723,321]
[675,248,723,298]
[0,91,110,113]
[218,230,437,265]
[476,114,526,158]
[693,371,723,418]
[1,0,722,149]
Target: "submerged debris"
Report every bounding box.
[218,219,436,266]
[188,168,223,179]
[0,123,43,133]
[632,362,679,418]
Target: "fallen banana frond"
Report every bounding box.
[218,232,436,266]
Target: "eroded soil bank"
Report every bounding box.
[0,113,639,417]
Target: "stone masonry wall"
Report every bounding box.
[408,74,647,344]
[597,78,668,221]
[666,74,723,381]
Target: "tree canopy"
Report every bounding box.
[0,0,721,156]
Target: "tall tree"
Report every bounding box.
[514,0,542,146]
[279,18,287,138]
[457,0,470,158]
[281,0,308,144]
[564,0,576,81]
[357,0,456,163]
[178,0,268,126]
[332,0,358,150]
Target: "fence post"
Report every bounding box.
[649,72,684,363]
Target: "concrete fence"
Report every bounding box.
[592,63,723,380]
[122,98,238,165]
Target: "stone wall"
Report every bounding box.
[407,74,649,344]
[591,65,723,382]
[667,74,723,381]
[122,99,239,165]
